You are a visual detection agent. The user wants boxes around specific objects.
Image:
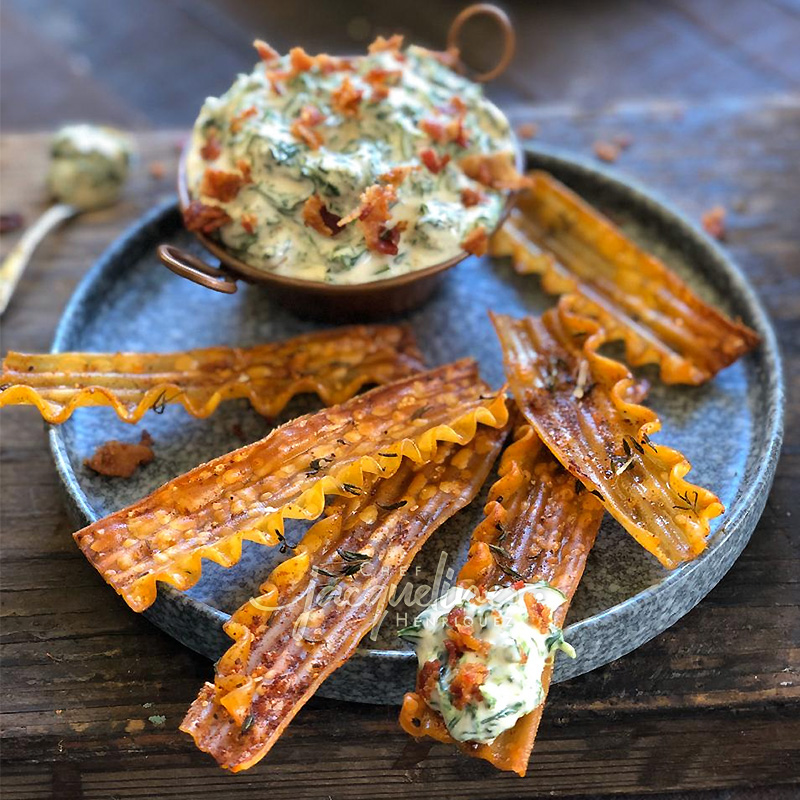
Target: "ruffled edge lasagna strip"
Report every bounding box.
[492,300,724,569]
[398,421,603,775]
[74,360,509,612]
[181,415,510,772]
[0,324,424,423]
[489,171,759,384]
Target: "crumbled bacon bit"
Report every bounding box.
[378,165,415,186]
[290,105,326,149]
[420,148,450,175]
[316,53,354,74]
[417,659,440,701]
[524,593,551,634]
[702,205,727,240]
[183,201,232,234]
[199,133,221,161]
[341,184,407,254]
[331,76,363,117]
[446,608,490,655]
[230,106,257,134]
[368,34,404,53]
[449,662,488,710]
[240,213,257,234]
[612,132,634,149]
[516,122,539,139]
[376,220,407,255]
[460,187,484,207]
[0,213,24,234]
[148,161,166,180]
[364,68,402,101]
[290,46,315,73]
[236,159,252,183]
[253,39,280,64]
[593,140,621,163]
[84,431,154,478]
[461,225,489,257]
[420,118,446,142]
[460,152,527,190]
[200,168,245,202]
[302,194,343,237]
[512,580,525,590]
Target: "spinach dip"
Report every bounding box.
[185,37,517,284]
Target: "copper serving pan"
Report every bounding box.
[159,3,520,321]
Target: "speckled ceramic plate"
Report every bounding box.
[48,147,783,704]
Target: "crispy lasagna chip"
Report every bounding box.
[73,360,509,612]
[0,325,423,424]
[399,421,603,775]
[490,171,759,384]
[181,418,510,772]
[492,300,724,569]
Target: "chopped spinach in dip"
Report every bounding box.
[400,582,574,743]
[185,42,516,284]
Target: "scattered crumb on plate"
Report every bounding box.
[84,431,154,478]
[593,140,621,163]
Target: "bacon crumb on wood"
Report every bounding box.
[461,225,489,256]
[702,205,727,240]
[593,140,621,163]
[183,201,232,234]
[85,432,154,478]
[200,169,246,202]
[516,122,538,139]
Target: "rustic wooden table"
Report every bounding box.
[1,99,798,798]
[1,1,799,798]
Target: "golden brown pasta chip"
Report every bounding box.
[492,299,724,569]
[181,418,510,772]
[399,422,603,775]
[490,171,759,384]
[73,360,509,612]
[0,325,424,424]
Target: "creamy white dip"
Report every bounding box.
[48,124,132,210]
[401,582,574,743]
[185,42,516,284]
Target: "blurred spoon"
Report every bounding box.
[0,124,133,315]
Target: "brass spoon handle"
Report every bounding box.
[0,203,77,316]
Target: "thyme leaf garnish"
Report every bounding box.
[241,713,255,734]
[489,543,511,560]
[377,500,407,511]
[498,562,524,581]
[313,566,338,578]
[337,548,370,563]
[341,482,362,495]
[410,405,431,421]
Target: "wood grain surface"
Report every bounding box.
[1,100,798,797]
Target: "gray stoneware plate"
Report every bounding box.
[49,147,784,704]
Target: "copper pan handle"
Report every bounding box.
[447,3,515,83]
[158,244,238,294]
